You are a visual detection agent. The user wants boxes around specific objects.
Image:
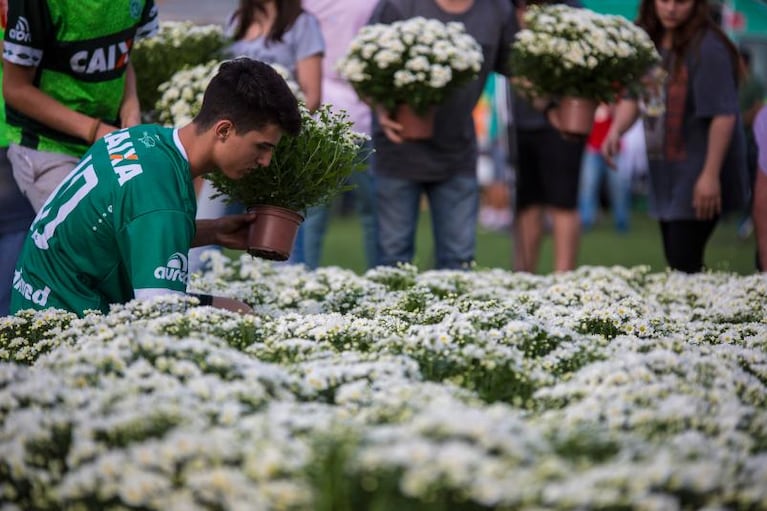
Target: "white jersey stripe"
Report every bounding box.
[3,41,43,67]
[134,288,186,301]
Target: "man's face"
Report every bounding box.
[217,123,282,180]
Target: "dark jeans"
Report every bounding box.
[375,173,479,269]
[659,218,718,273]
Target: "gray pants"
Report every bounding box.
[8,144,80,212]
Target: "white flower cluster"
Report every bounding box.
[132,20,228,117]
[511,4,659,100]
[135,20,224,52]
[156,60,220,127]
[337,16,483,112]
[2,264,766,509]
[155,60,304,127]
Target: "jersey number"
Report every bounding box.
[31,155,98,250]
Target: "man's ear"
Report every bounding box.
[214,119,235,141]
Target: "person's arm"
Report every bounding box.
[192,212,258,249]
[743,99,764,128]
[601,98,639,167]
[2,61,118,143]
[296,54,322,112]
[692,114,735,220]
[754,170,767,271]
[187,293,253,314]
[120,62,141,128]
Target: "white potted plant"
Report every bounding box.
[337,16,484,140]
[510,4,660,135]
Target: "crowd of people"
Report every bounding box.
[1,0,765,318]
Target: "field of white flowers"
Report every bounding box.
[1,254,766,511]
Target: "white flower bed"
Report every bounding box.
[1,259,766,510]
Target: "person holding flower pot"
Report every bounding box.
[10,58,302,317]
[190,0,325,273]
[365,0,517,270]
[603,0,748,273]
[509,0,586,274]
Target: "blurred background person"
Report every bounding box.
[293,0,378,271]
[578,103,632,233]
[736,45,765,239]
[0,0,34,316]
[603,0,748,273]
[475,72,513,232]
[753,105,767,271]
[191,0,324,273]
[369,0,517,270]
[510,0,585,273]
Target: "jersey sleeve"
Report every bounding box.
[3,0,50,67]
[135,0,159,41]
[118,209,194,297]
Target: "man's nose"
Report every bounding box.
[257,153,272,167]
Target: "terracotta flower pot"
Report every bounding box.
[394,103,436,140]
[555,97,598,137]
[246,205,304,261]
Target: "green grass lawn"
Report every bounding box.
[227,207,757,275]
[311,208,758,275]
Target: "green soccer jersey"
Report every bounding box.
[2,0,158,157]
[10,125,197,316]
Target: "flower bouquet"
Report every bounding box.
[156,60,369,260]
[510,5,660,135]
[337,16,483,139]
[132,21,229,120]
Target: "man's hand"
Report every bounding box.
[192,212,258,250]
[212,296,253,314]
[375,105,404,144]
[601,129,622,169]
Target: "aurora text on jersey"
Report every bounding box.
[10,125,197,316]
[2,0,158,157]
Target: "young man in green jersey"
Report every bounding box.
[10,58,302,316]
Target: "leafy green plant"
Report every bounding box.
[206,104,370,212]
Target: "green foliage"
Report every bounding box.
[0,309,79,364]
[206,104,370,212]
[132,21,228,119]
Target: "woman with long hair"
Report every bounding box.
[603,0,748,273]
[226,0,323,111]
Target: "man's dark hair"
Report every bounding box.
[195,58,302,136]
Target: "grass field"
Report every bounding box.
[306,207,758,275]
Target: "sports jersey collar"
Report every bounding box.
[172,128,189,162]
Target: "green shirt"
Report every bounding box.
[11,125,197,316]
[2,0,158,157]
